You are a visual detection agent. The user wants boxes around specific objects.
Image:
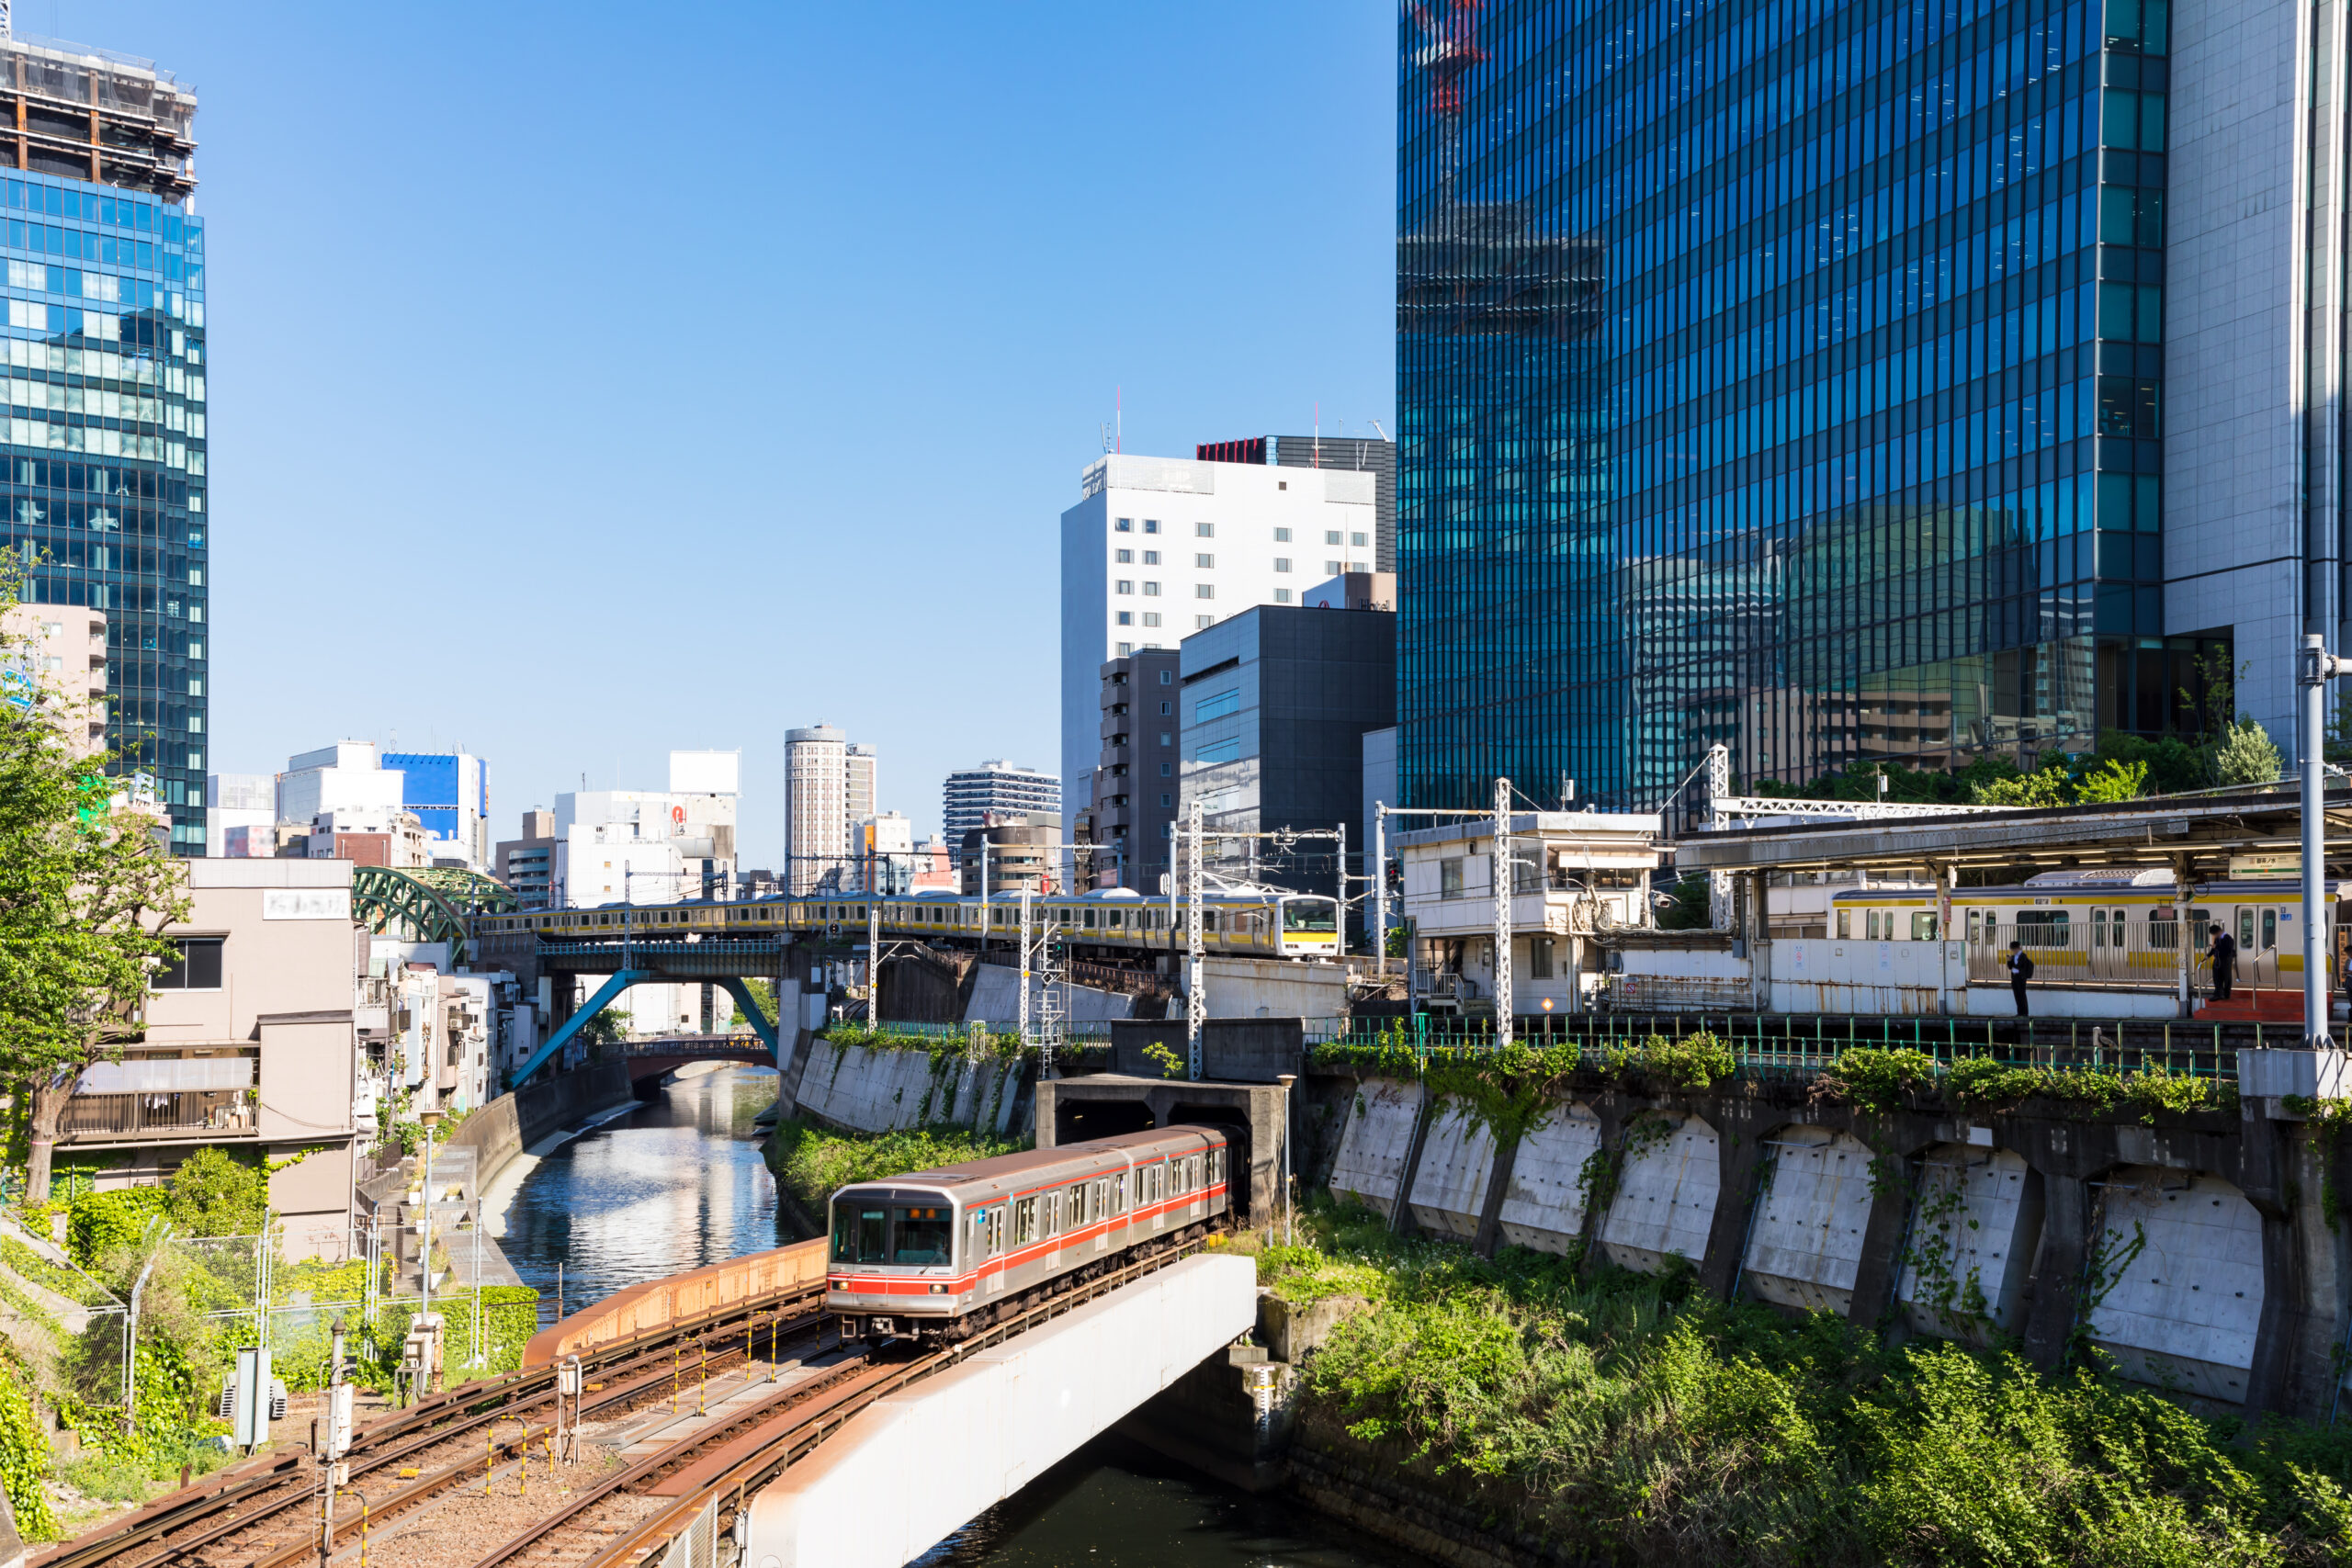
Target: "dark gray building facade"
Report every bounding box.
[1179,604,1396,891]
[1078,648,1181,892]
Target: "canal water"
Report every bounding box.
[482,1066,1421,1567]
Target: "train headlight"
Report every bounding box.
[930,1283,946,1294]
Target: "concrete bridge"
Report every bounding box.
[400,1236,1257,1566]
[616,1032,777,1089]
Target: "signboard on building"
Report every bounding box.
[263,888,352,920]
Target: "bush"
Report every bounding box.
[1277,1201,2352,1565]
[766,1119,1029,1218]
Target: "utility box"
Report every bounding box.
[322,1382,356,1461]
[224,1348,272,1449]
[400,1313,444,1385]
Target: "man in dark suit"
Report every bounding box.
[2209,923,2237,1001]
[2007,940,2033,1017]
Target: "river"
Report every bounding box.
[481,1066,1420,1567]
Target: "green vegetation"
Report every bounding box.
[766,1117,1029,1218]
[1263,1202,2352,1566]
[1308,1034,2233,1123]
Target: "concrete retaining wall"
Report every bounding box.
[784,1041,1025,1136]
[1310,1066,2352,1421]
[415,1060,636,1204]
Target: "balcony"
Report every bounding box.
[61,1089,256,1142]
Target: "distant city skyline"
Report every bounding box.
[59,0,1387,870]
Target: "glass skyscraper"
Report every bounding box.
[1397,0,2225,810]
[0,32,206,849]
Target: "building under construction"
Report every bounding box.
[0,28,195,200]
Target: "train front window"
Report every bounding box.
[1283,901,1337,933]
[893,1206,953,1265]
[833,1203,888,1265]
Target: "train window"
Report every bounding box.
[1092,1179,1108,1220]
[1013,1197,1038,1245]
[2149,908,2178,947]
[2263,908,2278,951]
[1912,913,1939,941]
[1836,909,1850,940]
[1966,909,1983,942]
[1114,1171,1129,1213]
[832,1203,888,1265]
[2016,910,2071,948]
[1044,1192,1060,1237]
[1212,1148,1225,1184]
[893,1206,952,1265]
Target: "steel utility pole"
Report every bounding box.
[1334,821,1348,960]
[1492,777,1513,1047]
[1374,804,1388,978]
[2301,634,2352,1049]
[1017,883,1033,1053]
[1187,796,1205,1079]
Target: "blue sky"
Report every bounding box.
[40,0,1394,865]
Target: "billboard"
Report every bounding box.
[669,749,741,796]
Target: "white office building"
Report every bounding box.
[1058,452,1376,828]
[205,772,274,857]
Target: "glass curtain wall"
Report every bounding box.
[0,172,208,847]
[1397,0,2202,810]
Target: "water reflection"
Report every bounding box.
[485,1065,782,1325]
[919,1437,1419,1567]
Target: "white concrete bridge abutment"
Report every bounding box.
[741,1252,1258,1568]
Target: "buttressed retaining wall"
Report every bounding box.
[1309,1066,2352,1421]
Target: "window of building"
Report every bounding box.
[1351,532,1367,547]
[1195,522,1214,537]
[1142,550,1159,565]
[1273,557,1291,573]
[1159,732,1172,746]
[1195,584,1215,599]
[1118,641,1134,656]
[1160,761,1172,776]
[1160,792,1172,807]
[1325,530,1342,545]
[1273,526,1292,542]
[1115,517,1133,532]
[1143,581,1160,596]
[1143,519,1159,534]
[1159,699,1171,713]
[153,937,223,989]
[1531,936,1554,977]
[1195,615,1214,628]
[1141,612,1161,626]
[1115,548,1133,563]
[1195,553,1214,569]
[1324,560,1341,575]
[1277,480,1287,490]
[1159,671,1172,684]
[1114,580,1133,594]
[1116,611,1133,626]
[1274,587,1293,603]
[1440,858,1464,898]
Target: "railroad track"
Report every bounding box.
[36,1280,832,1568]
[481,1232,1218,1568]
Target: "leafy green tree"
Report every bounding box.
[2212,716,2283,786]
[1968,760,2073,807]
[1656,877,1713,931]
[731,977,777,1032]
[160,1146,268,1238]
[0,559,187,1201]
[575,1008,631,1048]
[2074,757,2150,804]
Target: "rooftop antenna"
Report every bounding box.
[1370,418,1390,441]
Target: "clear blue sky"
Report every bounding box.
[40,0,1394,865]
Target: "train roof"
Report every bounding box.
[834,1126,1224,1195]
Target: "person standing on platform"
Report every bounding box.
[2209,922,2236,1002]
[2007,940,2034,1017]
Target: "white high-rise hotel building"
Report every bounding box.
[1058,453,1377,829]
[784,725,882,895]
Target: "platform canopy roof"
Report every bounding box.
[1672,783,2352,879]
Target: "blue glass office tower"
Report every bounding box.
[0,33,205,847]
[1397,0,2223,808]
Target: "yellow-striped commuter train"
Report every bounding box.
[472,886,1344,960]
[1822,865,2352,983]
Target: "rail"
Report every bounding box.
[1313,1010,2250,1083]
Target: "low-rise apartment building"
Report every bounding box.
[64,859,363,1259]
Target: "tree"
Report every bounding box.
[2212,716,2283,786]
[1968,760,2073,807]
[575,1009,631,1049]
[0,560,187,1200]
[2075,758,2151,804]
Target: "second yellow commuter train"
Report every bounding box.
[472,888,1345,960]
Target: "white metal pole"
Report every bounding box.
[1187,797,1205,1079]
[2301,635,2340,1049]
[1374,804,1388,980]
[1335,820,1348,961]
[1492,777,1513,1048]
[1018,884,1033,1052]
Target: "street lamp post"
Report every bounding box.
[2300,634,2352,1049]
